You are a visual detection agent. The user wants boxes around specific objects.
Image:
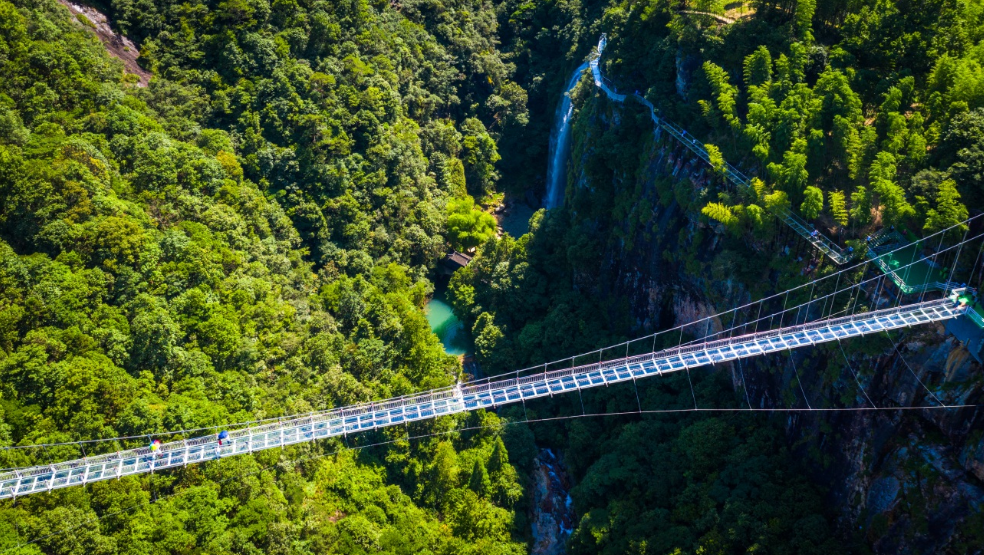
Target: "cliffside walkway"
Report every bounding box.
[590,35,859,265]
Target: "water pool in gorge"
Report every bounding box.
[425,292,470,356]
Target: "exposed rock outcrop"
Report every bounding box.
[58,0,151,86]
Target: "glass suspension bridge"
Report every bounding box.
[3,38,984,501]
[1,219,982,500]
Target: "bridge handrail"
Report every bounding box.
[965,307,984,326]
[866,245,954,294]
[1,299,961,477]
[0,295,969,498]
[662,297,962,359]
[776,208,853,263]
[4,305,946,457]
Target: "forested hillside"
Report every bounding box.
[608,0,984,238]
[447,0,984,553]
[0,0,535,552]
[2,0,984,553]
[450,0,984,375]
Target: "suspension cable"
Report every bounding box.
[837,341,876,409]
[682,230,984,349]
[884,331,948,408]
[786,354,813,410]
[5,221,982,457]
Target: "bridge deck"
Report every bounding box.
[0,298,966,499]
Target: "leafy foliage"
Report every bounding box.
[801,185,824,219]
[924,179,969,236]
[0,0,531,552]
[566,407,842,555]
[828,190,849,226]
[702,202,739,228]
[705,143,728,177]
[447,196,498,251]
[662,0,984,236]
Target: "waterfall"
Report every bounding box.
[544,60,590,210]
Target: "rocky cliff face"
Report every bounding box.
[56,0,151,86]
[574,116,984,553]
[742,326,984,553]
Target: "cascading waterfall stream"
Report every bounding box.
[544,60,590,209]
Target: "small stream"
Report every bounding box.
[530,448,576,555]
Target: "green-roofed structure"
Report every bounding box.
[867,231,984,360]
[868,233,950,295]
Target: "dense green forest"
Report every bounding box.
[450,0,984,375]
[616,0,984,238]
[0,0,537,552]
[1,0,983,553]
[446,0,984,553]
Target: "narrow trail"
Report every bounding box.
[678,10,737,25]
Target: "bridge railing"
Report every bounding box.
[0,294,970,499]
[775,208,855,264]
[656,298,964,360]
[866,239,953,294]
[965,307,984,327]
[870,259,953,295]
[867,228,905,249]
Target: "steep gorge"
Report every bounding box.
[2,0,984,552]
[561,88,984,552]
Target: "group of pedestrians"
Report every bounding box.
[147,430,230,457]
